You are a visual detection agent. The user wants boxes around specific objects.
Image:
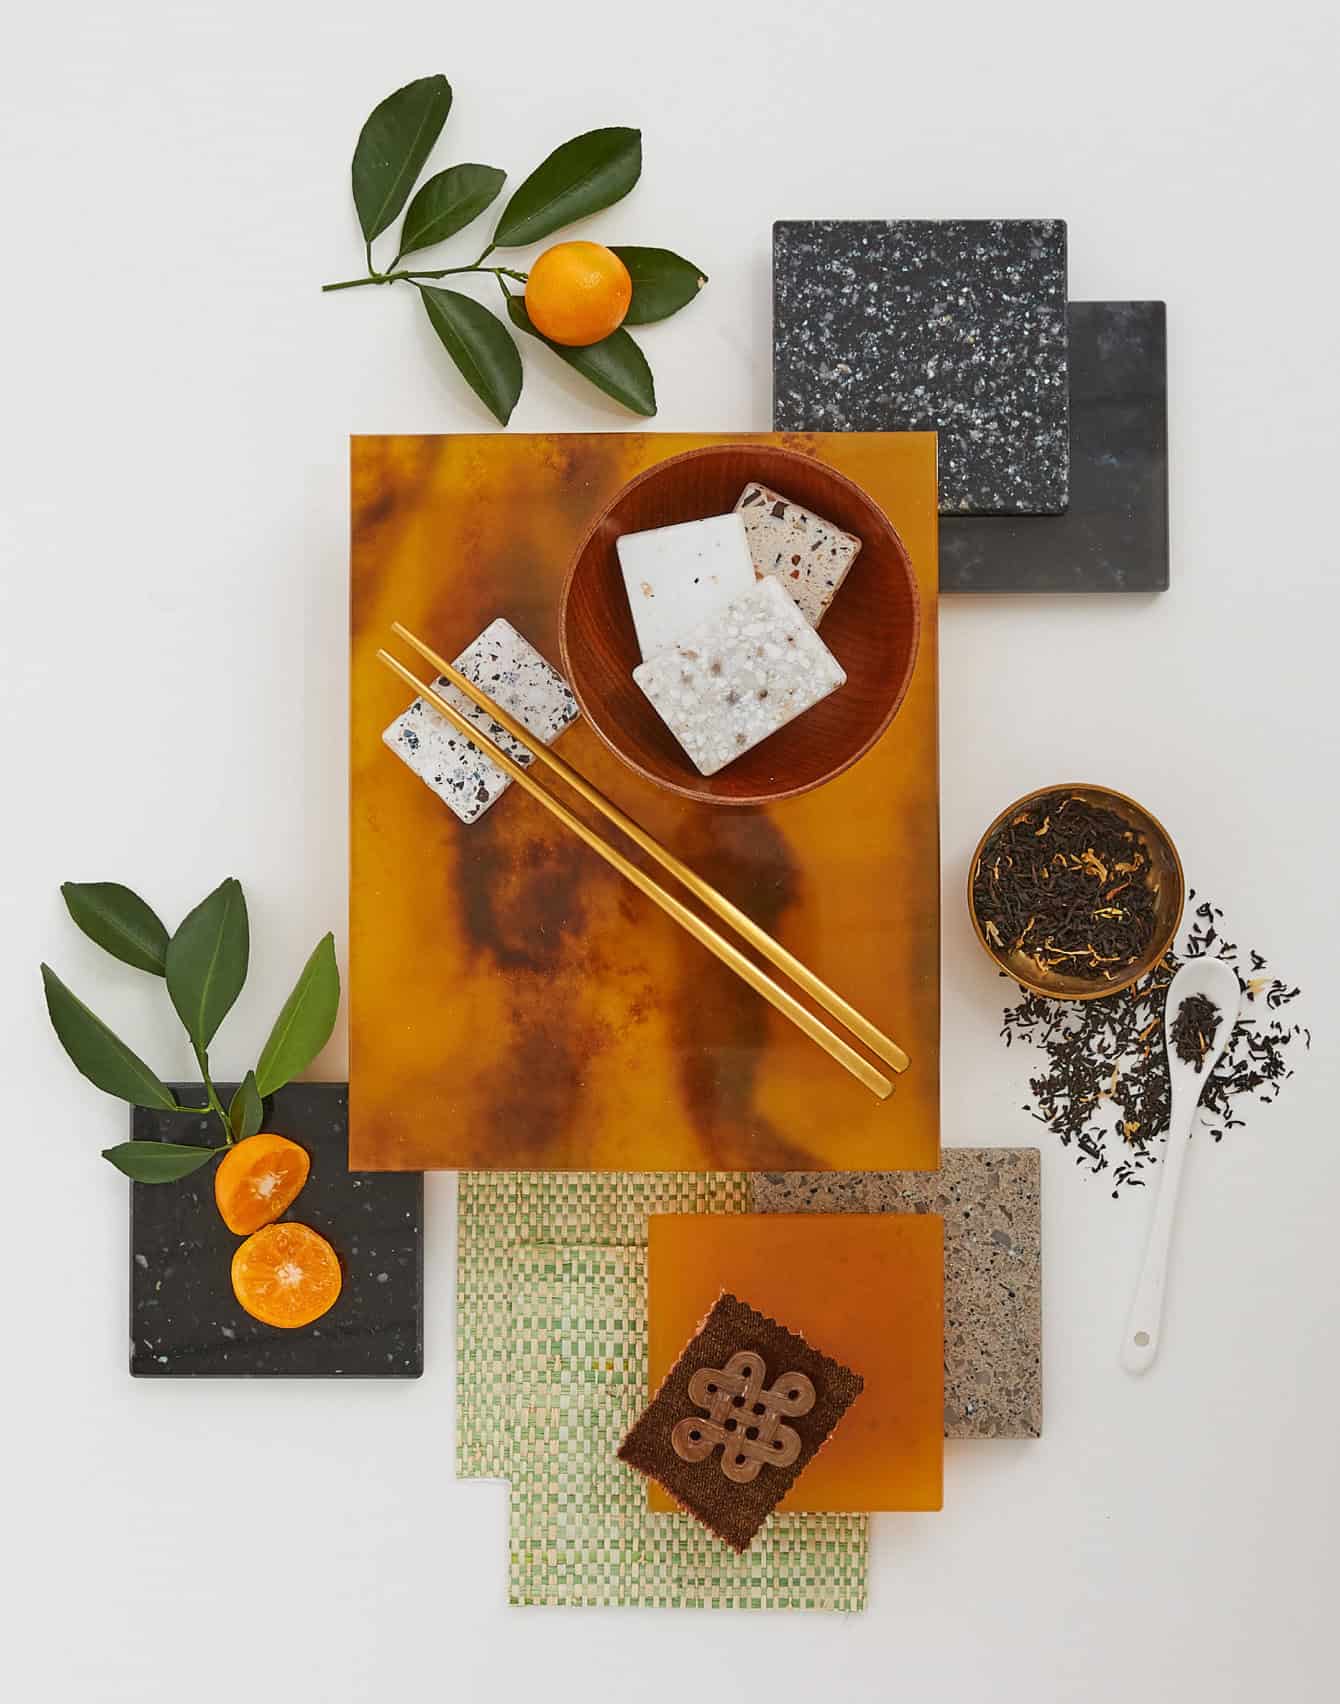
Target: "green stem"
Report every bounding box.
[322,274,389,292]
[321,264,528,293]
[192,1042,234,1143]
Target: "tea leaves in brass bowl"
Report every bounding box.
[968,783,1185,1000]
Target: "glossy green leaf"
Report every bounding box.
[419,286,523,425]
[491,127,641,248]
[41,965,178,1110]
[398,163,506,258]
[228,1071,264,1142]
[102,1141,218,1183]
[352,75,453,243]
[165,878,249,1049]
[255,934,341,1098]
[507,296,655,417]
[609,246,708,325]
[60,882,169,975]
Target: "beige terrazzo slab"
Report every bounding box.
[734,481,862,626]
[751,1148,1042,1439]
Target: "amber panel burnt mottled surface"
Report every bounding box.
[646,1213,944,1512]
[349,433,939,1171]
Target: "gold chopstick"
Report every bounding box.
[391,620,910,1076]
[377,648,894,1102]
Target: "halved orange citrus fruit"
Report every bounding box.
[231,1221,342,1329]
[214,1133,310,1234]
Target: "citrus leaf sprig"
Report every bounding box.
[41,880,340,1183]
[321,76,707,425]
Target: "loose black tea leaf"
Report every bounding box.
[1170,993,1221,1072]
[972,791,1159,981]
[1000,897,1308,1196]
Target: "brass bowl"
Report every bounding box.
[967,782,1185,1001]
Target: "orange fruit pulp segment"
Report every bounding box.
[231,1222,342,1329]
[214,1133,310,1234]
[524,241,633,347]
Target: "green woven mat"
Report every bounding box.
[456,1171,750,1479]
[507,1243,869,1611]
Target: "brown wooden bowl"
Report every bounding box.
[967,782,1186,1000]
[558,443,921,805]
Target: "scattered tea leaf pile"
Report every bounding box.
[1169,993,1221,1073]
[1001,898,1308,1195]
[972,791,1159,981]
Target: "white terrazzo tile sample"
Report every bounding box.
[382,618,579,824]
[616,513,756,659]
[734,483,862,627]
[632,575,846,777]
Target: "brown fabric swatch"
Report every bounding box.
[617,1290,863,1552]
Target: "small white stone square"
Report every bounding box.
[616,512,756,659]
[382,618,579,824]
[632,576,846,777]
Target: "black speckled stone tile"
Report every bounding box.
[774,219,1069,514]
[941,302,1169,592]
[130,1084,422,1377]
[751,1149,1040,1439]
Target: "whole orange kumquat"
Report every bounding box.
[524,241,632,346]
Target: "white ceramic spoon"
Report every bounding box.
[1121,955,1242,1374]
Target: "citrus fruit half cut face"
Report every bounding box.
[230,1221,341,1329]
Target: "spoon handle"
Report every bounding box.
[1120,1094,1195,1373]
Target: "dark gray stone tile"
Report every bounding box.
[941,301,1169,592]
[774,219,1069,514]
[751,1149,1041,1439]
[130,1083,422,1377]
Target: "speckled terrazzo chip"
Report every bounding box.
[734,483,861,626]
[632,575,846,777]
[382,617,578,823]
[773,218,1069,514]
[129,1085,422,1378]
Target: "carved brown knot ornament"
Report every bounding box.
[670,1350,816,1483]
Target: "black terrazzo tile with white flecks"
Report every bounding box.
[774,218,1070,516]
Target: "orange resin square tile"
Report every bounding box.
[646,1214,943,1513]
[349,432,939,1172]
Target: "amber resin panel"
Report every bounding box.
[646,1213,944,1512]
[349,433,939,1171]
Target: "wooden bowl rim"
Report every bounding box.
[966,780,1186,1001]
[557,441,923,807]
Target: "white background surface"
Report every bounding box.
[2,3,1337,1699]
